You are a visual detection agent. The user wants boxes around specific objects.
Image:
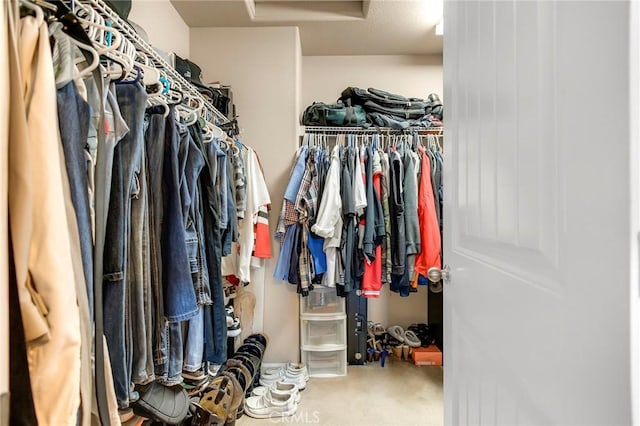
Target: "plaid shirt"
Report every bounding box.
[295,148,319,223]
[276,200,299,240]
[298,223,313,296]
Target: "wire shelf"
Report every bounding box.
[303,126,443,134]
[74,0,230,124]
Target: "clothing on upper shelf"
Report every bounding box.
[275,132,443,298]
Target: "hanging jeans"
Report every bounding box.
[196,127,228,365]
[182,125,209,374]
[184,307,205,373]
[57,81,95,424]
[129,121,154,385]
[155,109,197,386]
[103,82,147,408]
[57,82,93,316]
[143,110,169,378]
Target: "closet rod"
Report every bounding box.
[69,0,229,125]
[303,126,443,135]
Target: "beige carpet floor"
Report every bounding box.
[237,359,443,426]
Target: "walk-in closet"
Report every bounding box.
[3,0,638,425]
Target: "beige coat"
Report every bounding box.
[7,4,81,424]
[0,0,10,409]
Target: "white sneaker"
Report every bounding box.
[227,317,242,337]
[245,389,297,419]
[258,368,283,387]
[281,372,306,391]
[286,363,309,382]
[251,382,300,403]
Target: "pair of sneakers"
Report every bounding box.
[251,382,300,404]
[259,363,309,391]
[244,384,298,419]
[387,325,422,348]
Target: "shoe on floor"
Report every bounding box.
[280,372,306,391]
[258,367,283,387]
[367,348,374,363]
[387,325,406,343]
[402,344,410,360]
[182,374,211,397]
[228,318,242,337]
[404,330,422,348]
[392,345,403,359]
[260,365,306,390]
[119,408,136,424]
[252,381,300,403]
[182,369,207,382]
[286,362,309,382]
[244,389,297,419]
[367,321,385,336]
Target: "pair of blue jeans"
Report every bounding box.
[143,110,168,375]
[182,124,212,374]
[129,112,154,385]
[154,108,199,385]
[194,125,228,365]
[161,110,198,322]
[57,82,93,314]
[103,83,147,408]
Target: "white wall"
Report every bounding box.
[191,27,303,363]
[302,54,443,329]
[129,0,190,58]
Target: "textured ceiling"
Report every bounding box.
[170,0,443,56]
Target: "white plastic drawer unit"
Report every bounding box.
[301,315,347,348]
[301,348,347,377]
[300,287,345,316]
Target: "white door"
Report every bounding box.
[443,1,640,425]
